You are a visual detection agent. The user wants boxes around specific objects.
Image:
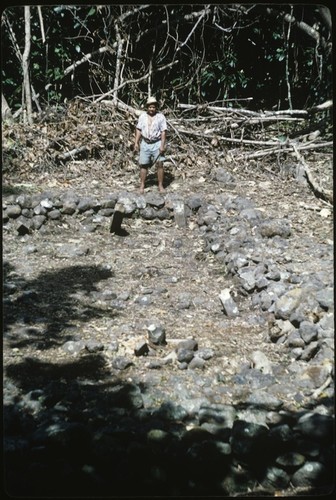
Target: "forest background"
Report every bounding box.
[1,3,333,121]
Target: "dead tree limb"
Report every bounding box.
[37,6,45,44]
[57,146,88,162]
[177,103,260,116]
[64,46,115,76]
[2,93,13,122]
[100,98,141,117]
[22,6,33,124]
[93,60,179,104]
[292,144,333,205]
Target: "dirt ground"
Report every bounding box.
[3,149,334,410]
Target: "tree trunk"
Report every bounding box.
[22,6,33,124]
[2,93,13,122]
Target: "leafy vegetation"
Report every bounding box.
[1,4,332,116]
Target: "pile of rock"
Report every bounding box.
[4,380,334,496]
[3,187,333,376]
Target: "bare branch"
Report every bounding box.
[93,60,179,104]
[292,143,333,204]
[22,6,33,124]
[64,45,115,76]
[37,6,45,43]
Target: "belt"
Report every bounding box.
[142,137,160,144]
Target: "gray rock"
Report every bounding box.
[197,348,214,360]
[250,350,273,374]
[238,267,257,292]
[199,403,236,427]
[16,217,33,235]
[32,215,47,229]
[274,287,302,320]
[317,312,334,338]
[177,348,194,363]
[112,356,133,370]
[117,193,137,214]
[261,466,291,489]
[33,205,47,216]
[186,195,203,211]
[145,193,165,208]
[21,208,33,218]
[176,339,198,351]
[140,206,156,219]
[176,293,192,309]
[299,341,319,361]
[56,244,90,258]
[147,323,166,345]
[294,412,334,440]
[219,289,239,317]
[291,461,327,488]
[213,167,235,184]
[6,205,22,218]
[315,287,333,310]
[40,198,54,209]
[156,207,171,220]
[245,391,282,410]
[299,321,318,344]
[240,208,263,222]
[275,451,306,469]
[62,340,86,355]
[48,209,62,220]
[286,330,305,348]
[136,295,152,306]
[134,341,149,357]
[155,401,188,421]
[77,197,98,213]
[85,340,104,353]
[101,193,118,208]
[188,355,205,370]
[62,201,77,215]
[15,194,32,208]
[259,219,291,238]
[231,420,268,460]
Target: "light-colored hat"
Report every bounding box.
[146,96,158,106]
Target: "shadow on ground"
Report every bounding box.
[3,262,334,497]
[3,262,117,349]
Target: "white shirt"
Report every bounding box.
[136,112,167,141]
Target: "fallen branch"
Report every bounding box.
[178,102,260,116]
[292,144,333,204]
[309,99,333,113]
[57,146,88,162]
[100,98,141,117]
[234,141,333,160]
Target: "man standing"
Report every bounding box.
[134,96,167,193]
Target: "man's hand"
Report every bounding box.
[134,143,140,152]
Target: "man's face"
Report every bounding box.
[147,104,157,115]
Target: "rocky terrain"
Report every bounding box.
[3,149,334,497]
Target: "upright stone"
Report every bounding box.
[173,200,187,228]
[110,202,125,234]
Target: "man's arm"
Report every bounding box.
[160,130,166,153]
[134,128,142,151]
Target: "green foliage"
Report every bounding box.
[1,4,332,113]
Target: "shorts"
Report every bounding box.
[139,140,165,166]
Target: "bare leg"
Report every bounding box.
[140,166,147,193]
[157,162,165,193]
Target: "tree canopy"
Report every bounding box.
[1,4,333,118]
